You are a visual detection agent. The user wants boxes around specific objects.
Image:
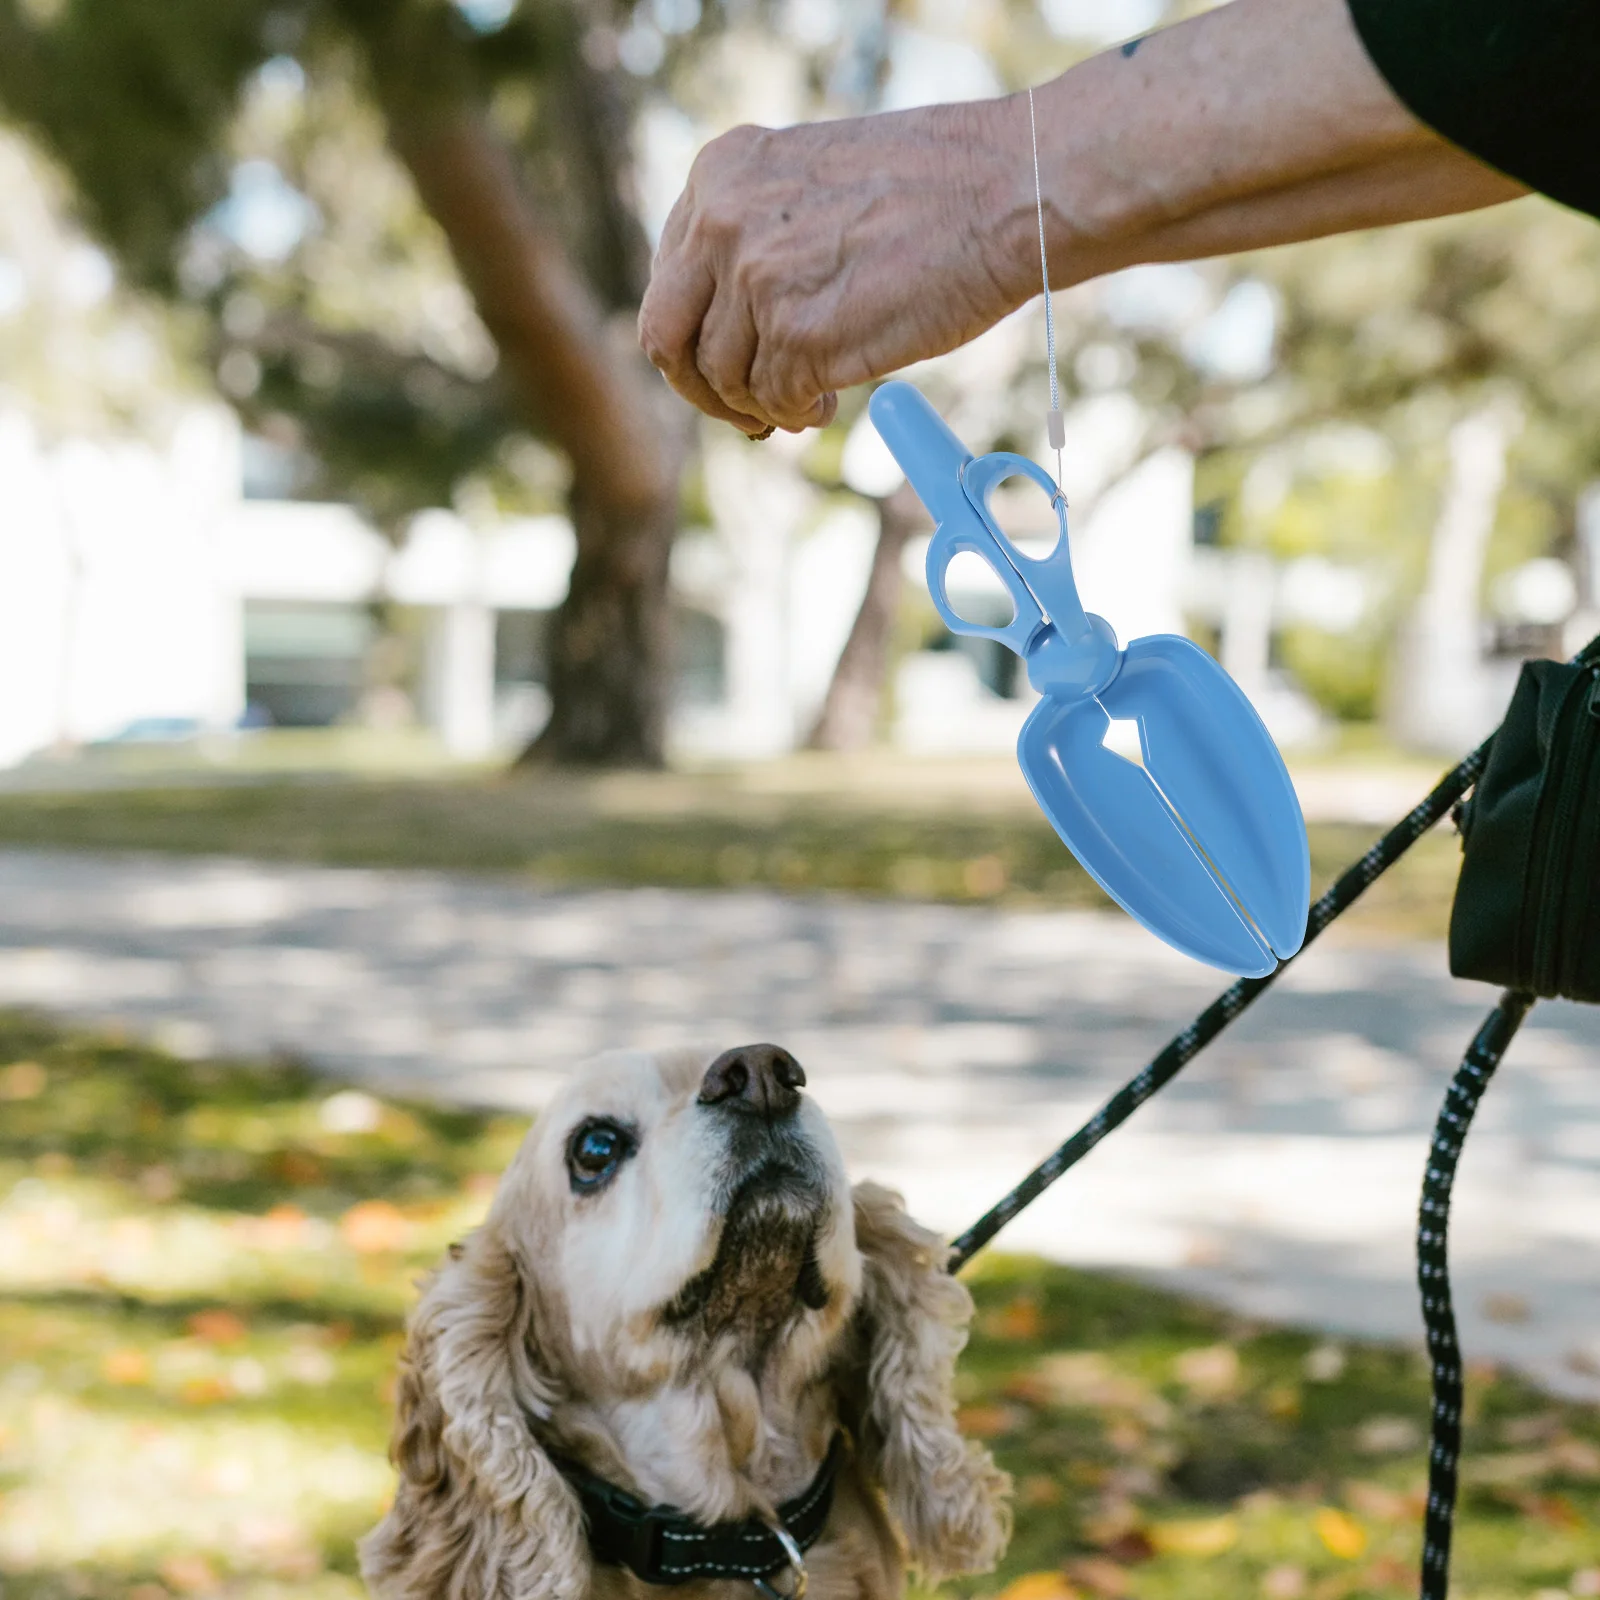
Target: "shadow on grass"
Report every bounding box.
[0,776,1466,938]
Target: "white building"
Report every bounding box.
[0,405,573,766]
[0,397,1359,774]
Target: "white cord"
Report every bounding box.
[1027,86,1065,496]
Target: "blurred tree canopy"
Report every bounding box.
[2,0,1596,750]
[0,0,681,765]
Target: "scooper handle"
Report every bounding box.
[868,381,1046,657]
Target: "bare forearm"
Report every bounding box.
[987,0,1524,295]
[639,0,1525,432]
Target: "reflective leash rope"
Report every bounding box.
[944,733,1519,1600]
[947,734,1490,1270]
[1417,989,1534,1599]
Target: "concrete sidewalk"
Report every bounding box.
[1,847,1597,1399]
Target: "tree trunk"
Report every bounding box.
[535,477,677,764]
[357,15,682,766]
[806,484,923,751]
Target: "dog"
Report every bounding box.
[360,1043,1011,1600]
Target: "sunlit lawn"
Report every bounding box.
[3,1013,1596,1600]
[0,763,1463,939]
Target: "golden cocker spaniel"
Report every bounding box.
[360,1043,1011,1600]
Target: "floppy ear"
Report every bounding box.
[843,1181,1011,1581]
[360,1224,590,1600]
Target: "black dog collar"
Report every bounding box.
[559,1433,843,1588]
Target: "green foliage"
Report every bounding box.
[1,1013,1597,1598]
[0,0,276,288]
[1278,627,1386,723]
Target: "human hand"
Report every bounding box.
[637,101,1032,437]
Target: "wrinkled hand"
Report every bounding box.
[638,102,1029,436]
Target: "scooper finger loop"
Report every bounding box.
[869,380,1310,978]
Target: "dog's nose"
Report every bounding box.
[698,1043,806,1116]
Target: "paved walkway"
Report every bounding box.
[1,848,1598,1399]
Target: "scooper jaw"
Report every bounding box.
[1022,639,1310,977]
[868,378,1311,979]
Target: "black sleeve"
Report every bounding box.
[1346,0,1600,220]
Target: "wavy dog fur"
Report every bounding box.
[361,1047,1009,1600]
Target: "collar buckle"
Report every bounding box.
[752,1522,807,1600]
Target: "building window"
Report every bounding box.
[244,603,374,728]
[675,607,726,706]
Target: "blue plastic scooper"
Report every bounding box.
[869,380,1310,977]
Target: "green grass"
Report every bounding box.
[1,1014,1596,1600]
[0,765,1466,939]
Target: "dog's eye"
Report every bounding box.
[567,1120,634,1192]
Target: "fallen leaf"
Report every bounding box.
[285,1345,336,1385]
[1261,1565,1307,1599]
[258,1204,309,1250]
[989,1297,1043,1341]
[0,1060,46,1100]
[188,1308,248,1346]
[1019,1476,1062,1508]
[179,1376,234,1406]
[1304,1343,1346,1382]
[1105,1418,1145,1457]
[1481,1292,1531,1324]
[1035,1353,1156,1414]
[1501,1491,1583,1529]
[1003,1370,1056,1406]
[1465,1449,1551,1486]
[1360,1554,1413,1590]
[137,1165,178,1202]
[1082,1500,1142,1546]
[102,1347,151,1386]
[229,1357,269,1396]
[1149,1514,1238,1556]
[1314,1507,1367,1560]
[993,1572,1080,1600]
[1342,1481,1412,1521]
[341,1199,412,1253]
[1550,1436,1600,1478]
[1174,1344,1241,1400]
[1566,1344,1600,1378]
[1065,1556,1131,1597]
[1265,1384,1302,1419]
[956,1403,1025,1440]
[1354,1416,1420,1455]
[1309,1575,1361,1600]
[963,855,1008,897]
[1499,1411,1562,1446]
[1100,1531,1155,1565]
[273,1148,325,1186]
[159,1553,220,1595]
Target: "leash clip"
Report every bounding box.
[752,1522,807,1600]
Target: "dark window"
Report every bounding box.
[675,607,725,706]
[243,603,373,727]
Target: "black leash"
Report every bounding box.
[947,734,1491,1272]
[942,734,1537,1600]
[1417,989,1534,1600]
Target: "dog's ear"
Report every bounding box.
[361,1222,589,1600]
[842,1181,1011,1581]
